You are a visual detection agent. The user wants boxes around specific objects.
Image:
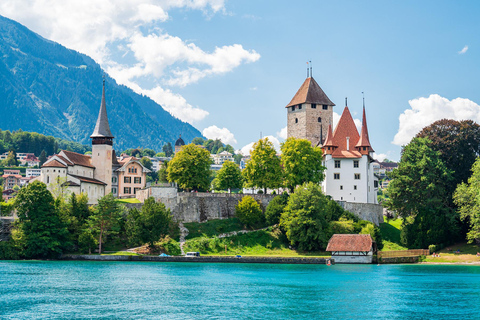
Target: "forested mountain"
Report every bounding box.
[0,15,202,151]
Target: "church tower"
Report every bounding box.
[286,75,335,146]
[91,80,114,194]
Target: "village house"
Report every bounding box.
[2,169,22,190]
[211,151,234,165]
[326,234,375,264]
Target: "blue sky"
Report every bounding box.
[1,1,480,160]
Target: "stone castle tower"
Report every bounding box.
[91,80,114,194]
[286,76,335,146]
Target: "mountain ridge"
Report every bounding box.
[0,14,202,151]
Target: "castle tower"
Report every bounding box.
[286,76,335,146]
[175,135,185,154]
[91,80,114,194]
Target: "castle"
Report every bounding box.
[286,75,378,204]
[38,81,151,204]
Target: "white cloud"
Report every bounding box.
[202,125,237,145]
[277,126,287,140]
[458,45,469,54]
[373,153,388,162]
[0,0,260,124]
[240,136,280,156]
[393,94,480,146]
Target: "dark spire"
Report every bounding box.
[309,60,312,78]
[91,79,114,142]
[307,61,309,78]
[345,97,348,107]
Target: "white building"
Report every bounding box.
[26,168,41,178]
[211,151,234,165]
[321,105,378,203]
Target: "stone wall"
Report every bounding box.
[333,254,373,264]
[138,187,276,223]
[337,201,384,226]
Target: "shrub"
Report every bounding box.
[235,196,264,229]
[157,236,181,255]
[265,192,289,226]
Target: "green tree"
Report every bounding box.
[243,138,282,193]
[163,143,174,157]
[137,197,173,249]
[235,196,264,229]
[454,157,480,243]
[167,144,212,191]
[156,152,166,157]
[265,192,289,225]
[280,182,331,251]
[216,161,243,192]
[385,137,457,248]
[87,194,123,254]
[158,160,169,182]
[192,137,205,145]
[39,150,47,167]
[140,156,153,171]
[280,137,325,192]
[142,148,156,157]
[234,153,243,165]
[4,150,17,166]
[14,181,68,258]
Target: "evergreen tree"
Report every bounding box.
[39,150,47,167]
[163,143,174,157]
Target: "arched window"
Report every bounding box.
[295,118,298,123]
[47,176,50,183]
[318,117,321,122]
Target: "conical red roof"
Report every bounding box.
[355,107,374,152]
[286,77,335,108]
[330,107,361,158]
[323,124,335,147]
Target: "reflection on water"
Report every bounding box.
[1,261,479,319]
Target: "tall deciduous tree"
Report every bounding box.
[416,119,480,193]
[243,138,282,193]
[137,197,173,249]
[167,144,212,191]
[454,158,480,243]
[385,137,457,248]
[216,161,243,192]
[235,196,264,229]
[280,137,325,192]
[14,181,68,258]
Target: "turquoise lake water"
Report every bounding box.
[1,261,480,319]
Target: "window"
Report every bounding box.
[53,169,56,172]
[124,177,131,183]
[124,187,131,194]
[322,105,328,110]
[134,177,142,184]
[311,103,316,109]
[354,173,361,180]
[354,185,357,190]
[354,160,359,168]
[298,104,302,110]
[47,176,50,183]
[134,187,141,194]
[112,187,117,194]
[112,177,117,183]
[295,118,298,123]
[374,181,378,188]
[340,185,343,190]
[291,106,295,111]
[318,117,322,123]
[334,173,340,180]
[363,147,367,151]
[334,160,341,168]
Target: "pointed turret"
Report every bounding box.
[91,80,114,145]
[322,123,336,154]
[355,107,374,154]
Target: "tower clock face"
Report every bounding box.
[107,150,112,160]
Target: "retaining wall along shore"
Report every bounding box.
[60,254,331,264]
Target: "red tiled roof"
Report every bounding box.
[331,107,361,158]
[61,150,94,168]
[326,234,373,252]
[323,124,335,147]
[2,174,22,179]
[56,155,73,166]
[43,159,67,168]
[68,174,107,186]
[286,77,335,108]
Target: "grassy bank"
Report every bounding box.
[379,218,407,251]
